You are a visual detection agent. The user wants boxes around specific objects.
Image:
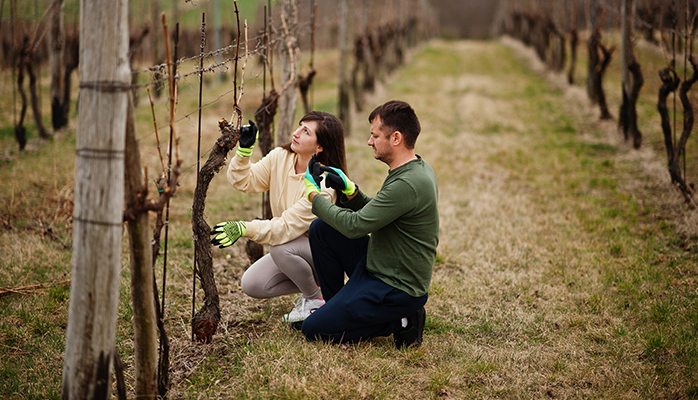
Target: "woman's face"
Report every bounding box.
[291,120,323,156]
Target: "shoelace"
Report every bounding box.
[292,296,306,311]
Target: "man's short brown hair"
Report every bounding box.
[368,100,421,149]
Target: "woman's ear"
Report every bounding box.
[316,145,324,154]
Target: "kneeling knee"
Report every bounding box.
[301,315,321,341]
[240,274,263,298]
[308,218,328,240]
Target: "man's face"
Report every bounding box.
[367,116,393,165]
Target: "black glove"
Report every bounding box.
[237,120,258,157]
[319,166,356,195]
[304,154,323,201]
[210,221,246,248]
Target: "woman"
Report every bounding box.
[211,111,347,325]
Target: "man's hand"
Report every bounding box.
[210,221,247,248]
[236,120,258,157]
[319,166,356,195]
[304,154,323,201]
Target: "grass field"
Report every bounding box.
[1,31,698,399]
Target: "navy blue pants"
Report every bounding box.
[302,219,428,344]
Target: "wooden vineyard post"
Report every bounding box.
[61,0,129,397]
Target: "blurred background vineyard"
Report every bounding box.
[2,1,698,399]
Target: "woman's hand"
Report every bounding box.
[236,120,258,157]
[210,221,247,248]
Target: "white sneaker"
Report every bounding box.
[283,296,325,323]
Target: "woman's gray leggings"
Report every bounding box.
[240,235,322,299]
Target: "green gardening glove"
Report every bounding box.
[236,120,258,157]
[319,166,356,195]
[210,221,247,248]
[304,154,323,201]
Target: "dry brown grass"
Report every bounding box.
[1,34,697,399]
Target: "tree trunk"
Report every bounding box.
[361,0,376,94]
[213,0,223,83]
[658,68,680,170]
[27,60,50,139]
[277,0,299,144]
[338,0,352,133]
[255,91,278,159]
[63,28,79,118]
[551,29,565,72]
[17,36,50,141]
[618,61,643,147]
[593,31,614,120]
[568,28,578,84]
[299,70,316,115]
[15,41,28,151]
[48,0,68,131]
[587,0,598,103]
[672,55,698,203]
[61,0,130,398]
[620,0,634,95]
[618,0,643,148]
[191,119,240,343]
[150,0,164,98]
[129,26,150,107]
[352,36,365,112]
[588,30,602,109]
[124,98,158,399]
[255,90,279,221]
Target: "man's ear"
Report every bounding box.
[391,131,403,147]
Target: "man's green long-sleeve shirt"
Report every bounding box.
[311,156,439,297]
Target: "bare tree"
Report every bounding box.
[618,0,643,148]
[550,0,566,72]
[150,0,164,98]
[568,0,579,85]
[213,0,223,83]
[360,0,376,95]
[658,61,696,206]
[587,0,599,103]
[48,0,68,130]
[338,0,352,133]
[16,33,50,145]
[277,0,299,144]
[590,28,615,120]
[61,0,130,397]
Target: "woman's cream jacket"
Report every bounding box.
[227,147,336,246]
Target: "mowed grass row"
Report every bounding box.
[1,36,697,399]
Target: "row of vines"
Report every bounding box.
[495,0,697,206]
[1,0,437,398]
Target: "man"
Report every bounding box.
[302,100,439,349]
